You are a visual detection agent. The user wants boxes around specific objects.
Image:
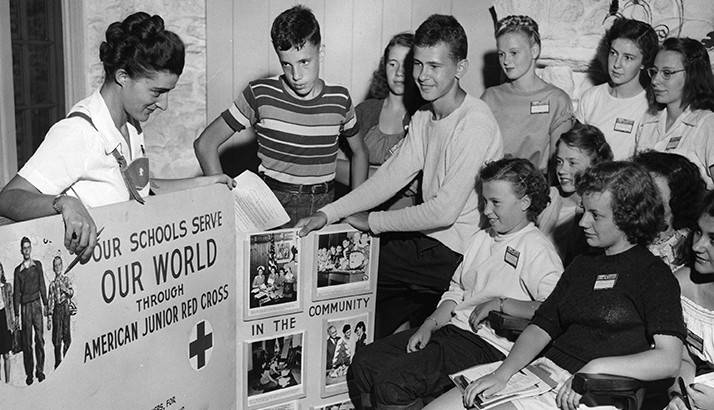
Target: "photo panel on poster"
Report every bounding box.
[320,312,372,398]
[311,398,355,410]
[312,226,377,301]
[244,229,302,320]
[245,330,306,408]
[0,235,79,387]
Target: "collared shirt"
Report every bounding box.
[19,88,149,208]
[635,107,714,188]
[48,274,73,314]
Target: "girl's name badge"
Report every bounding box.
[530,101,550,114]
[504,246,520,268]
[593,273,618,290]
[613,118,635,133]
[665,136,682,151]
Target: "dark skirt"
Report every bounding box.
[0,308,11,354]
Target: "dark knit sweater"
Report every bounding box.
[532,245,686,373]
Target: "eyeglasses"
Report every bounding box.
[646,67,685,80]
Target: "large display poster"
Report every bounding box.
[0,184,236,409]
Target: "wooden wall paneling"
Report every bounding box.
[411,0,453,28]
[207,0,234,120]
[351,0,383,102]
[233,0,272,100]
[452,0,495,96]
[381,0,413,46]
[323,0,354,90]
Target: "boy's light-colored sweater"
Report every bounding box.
[320,94,503,254]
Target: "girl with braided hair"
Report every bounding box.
[482,15,574,174]
[0,12,234,262]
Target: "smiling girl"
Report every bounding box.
[538,123,613,264]
[454,161,684,410]
[348,158,562,409]
[575,18,658,160]
[0,12,234,261]
[666,190,714,410]
[482,15,574,173]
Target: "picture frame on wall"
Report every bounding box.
[246,331,306,408]
[320,312,372,398]
[244,229,301,320]
[312,226,377,301]
[311,398,355,410]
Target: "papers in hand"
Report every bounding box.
[232,171,289,233]
[450,358,560,410]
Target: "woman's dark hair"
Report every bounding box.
[367,32,423,113]
[480,158,551,222]
[648,37,714,113]
[0,262,4,284]
[605,18,658,89]
[680,190,714,277]
[270,5,321,51]
[414,14,467,62]
[557,122,614,165]
[632,151,705,230]
[577,161,664,246]
[100,12,185,79]
[496,15,541,57]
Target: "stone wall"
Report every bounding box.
[83,0,206,178]
[493,0,714,104]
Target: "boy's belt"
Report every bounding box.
[261,174,334,194]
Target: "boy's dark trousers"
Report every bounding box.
[261,174,334,226]
[51,302,71,368]
[374,232,462,339]
[21,298,44,381]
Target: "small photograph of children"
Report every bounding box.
[247,332,304,406]
[246,229,300,320]
[312,399,355,410]
[314,228,374,300]
[322,313,370,397]
[0,236,77,387]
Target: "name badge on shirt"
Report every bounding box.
[686,329,704,354]
[593,273,618,290]
[530,101,550,114]
[613,118,635,134]
[665,136,682,151]
[504,246,520,268]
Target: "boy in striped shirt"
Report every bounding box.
[194,5,368,225]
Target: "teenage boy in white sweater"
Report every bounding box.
[297,14,503,338]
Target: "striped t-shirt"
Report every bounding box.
[221,76,359,184]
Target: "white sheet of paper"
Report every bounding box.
[233,171,290,233]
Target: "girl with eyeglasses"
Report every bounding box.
[575,18,658,160]
[635,37,714,189]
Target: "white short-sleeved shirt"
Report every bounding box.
[635,107,714,188]
[439,223,563,353]
[19,89,149,208]
[575,83,648,160]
